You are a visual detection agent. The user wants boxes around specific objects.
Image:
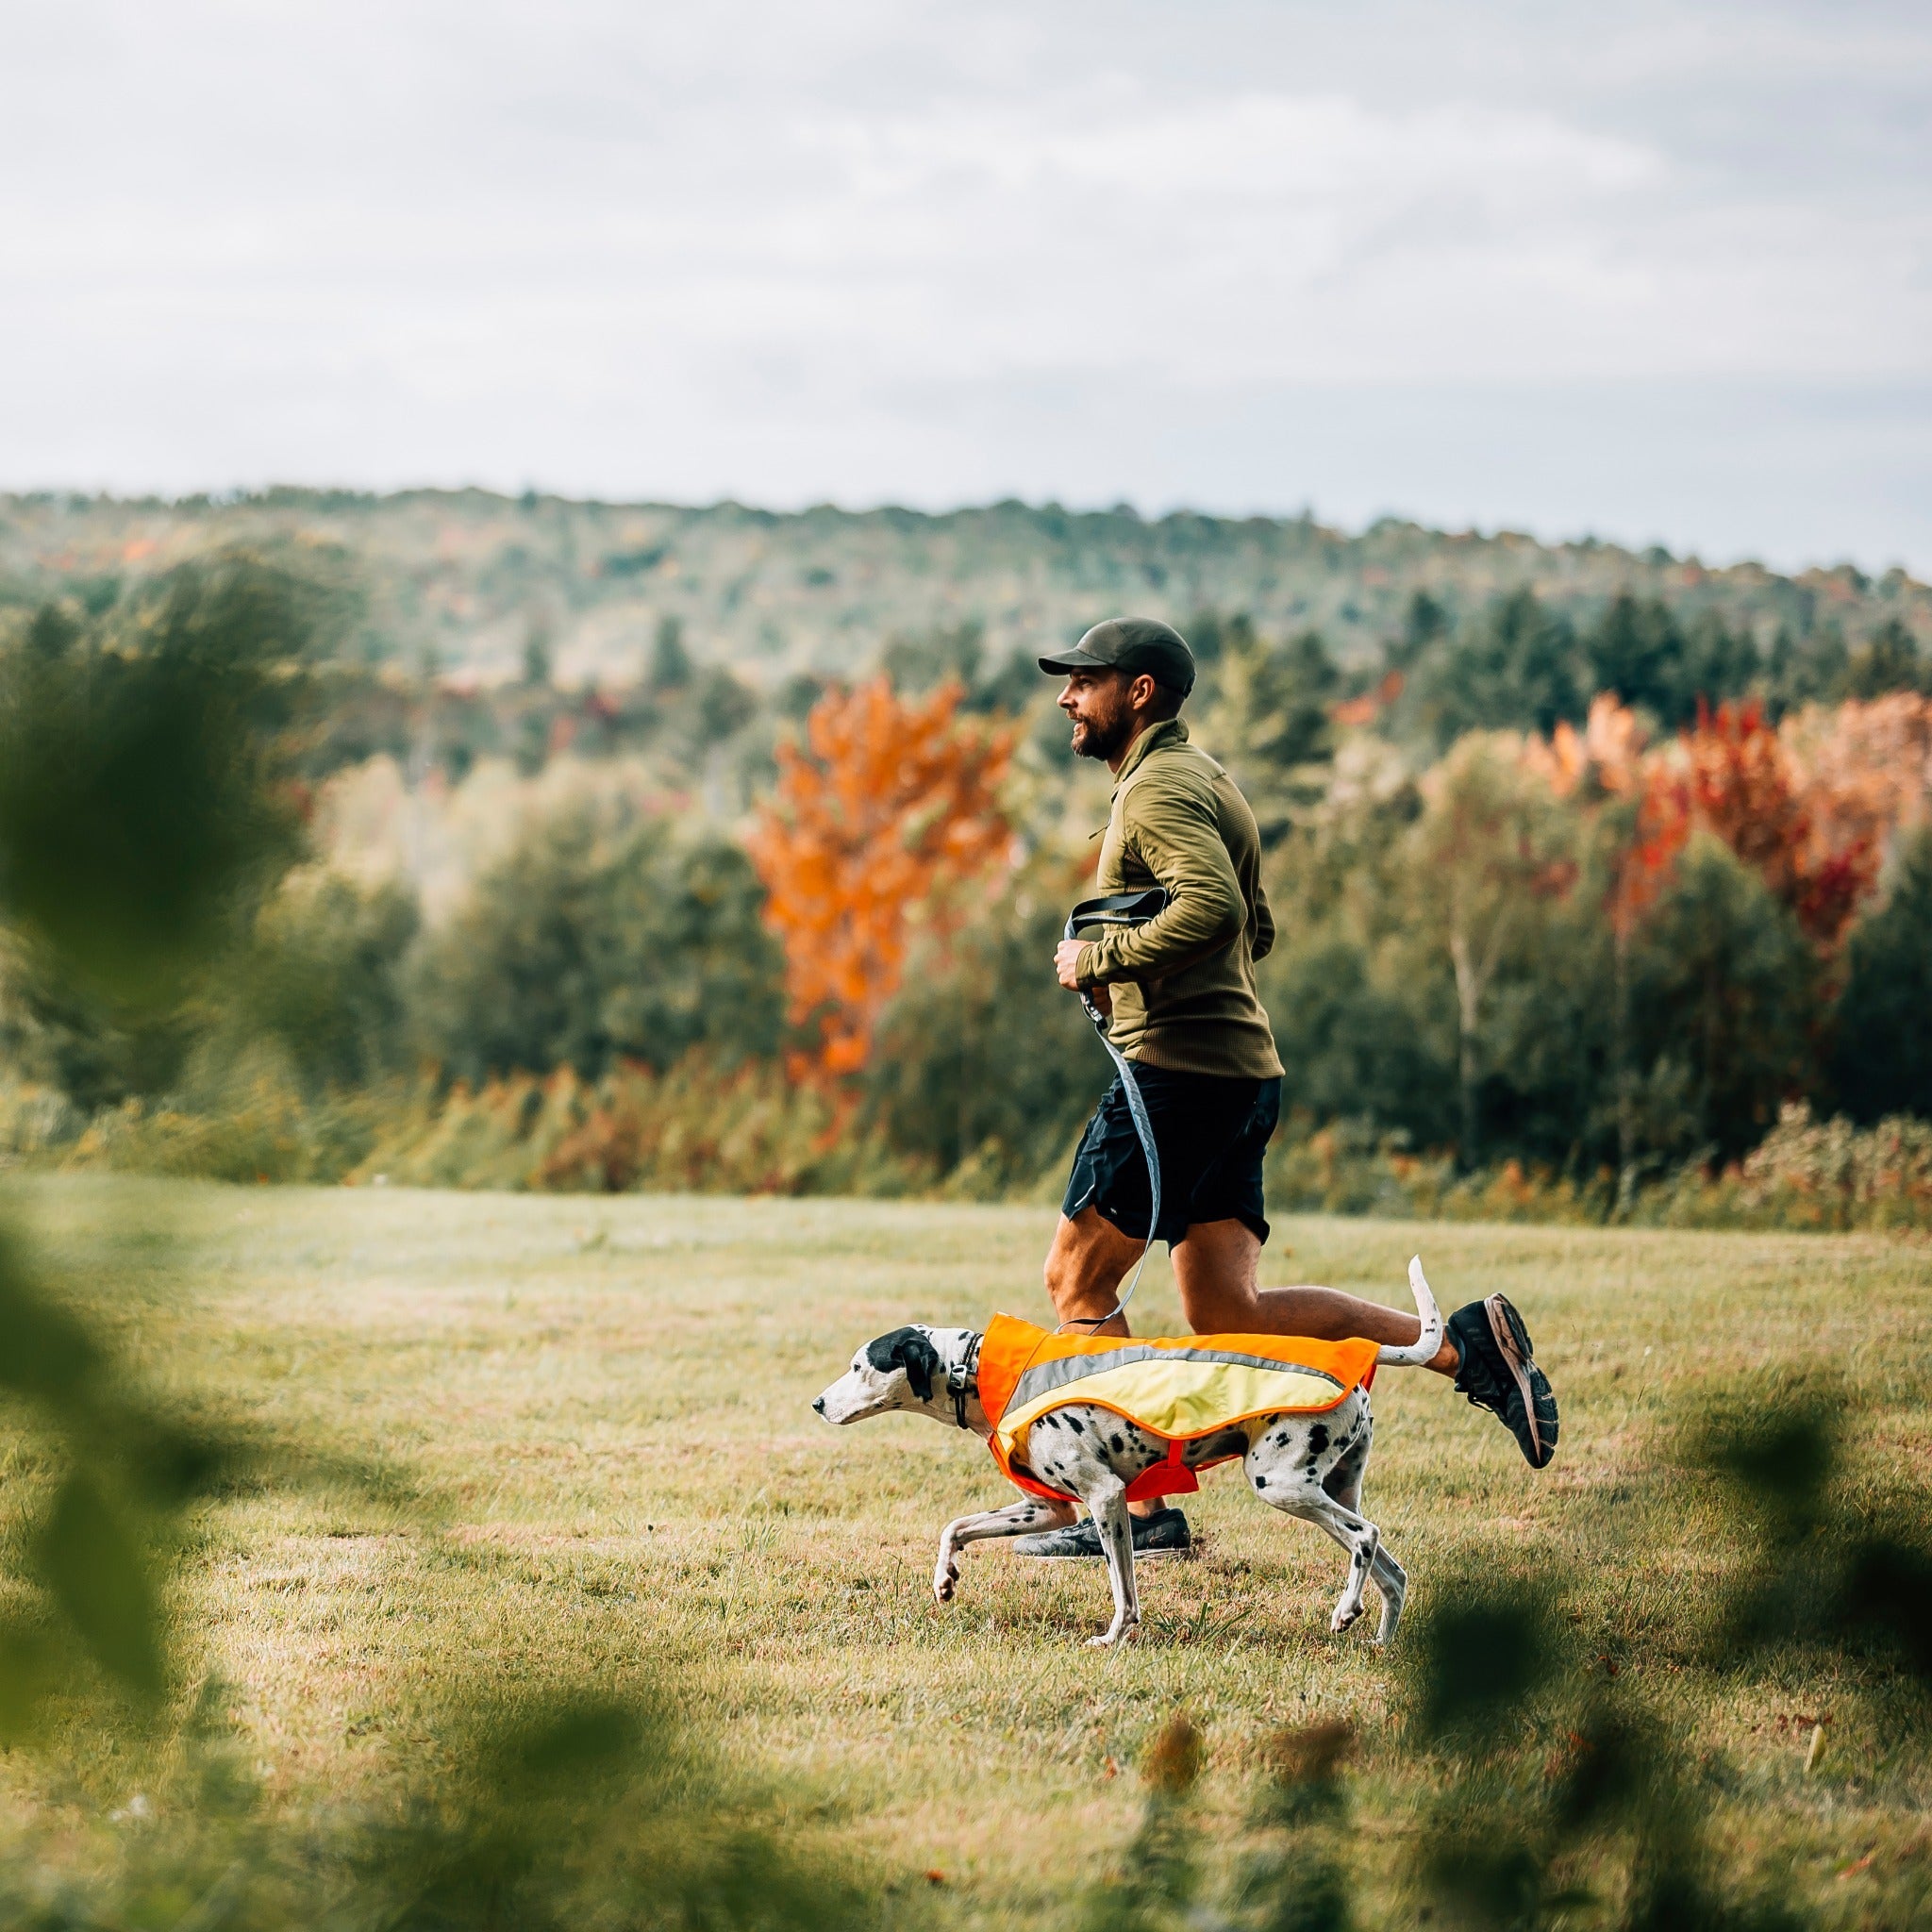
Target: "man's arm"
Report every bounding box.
[1076,776,1245,984]
[1250,872,1275,963]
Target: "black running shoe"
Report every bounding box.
[1446,1295,1559,1469]
[1012,1507,1192,1559]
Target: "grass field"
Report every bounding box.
[8,1178,1932,1926]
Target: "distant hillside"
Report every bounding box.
[2,488,1924,687]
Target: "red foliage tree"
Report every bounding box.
[746,678,1016,1079]
[1682,700,1876,946]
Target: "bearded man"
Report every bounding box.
[1014,617,1558,1562]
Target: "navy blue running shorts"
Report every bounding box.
[1061,1064,1281,1247]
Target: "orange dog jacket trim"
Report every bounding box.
[976,1313,1380,1504]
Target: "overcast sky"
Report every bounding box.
[4,0,1928,571]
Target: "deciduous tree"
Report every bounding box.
[747,678,1016,1079]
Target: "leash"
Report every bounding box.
[947,890,1172,1436]
[1061,889,1169,1332]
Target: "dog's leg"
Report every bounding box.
[1020,1404,1151,1647]
[1081,1479,1140,1648]
[1322,1425,1407,1644]
[1245,1396,1399,1643]
[932,1496,1076,1604]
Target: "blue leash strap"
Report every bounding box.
[1063,889,1168,1329]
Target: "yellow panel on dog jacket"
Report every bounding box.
[975,1313,1380,1504]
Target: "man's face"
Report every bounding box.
[1058,669,1137,761]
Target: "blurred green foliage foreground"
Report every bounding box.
[0,572,879,1929]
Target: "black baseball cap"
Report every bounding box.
[1039,617,1196,696]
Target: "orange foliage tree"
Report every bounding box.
[746,678,1017,1079]
[1683,699,1877,946]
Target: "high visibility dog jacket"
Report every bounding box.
[975,1313,1379,1504]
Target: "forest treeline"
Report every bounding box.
[2,553,1930,1228]
[6,486,1925,689]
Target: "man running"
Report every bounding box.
[1015,617,1558,1562]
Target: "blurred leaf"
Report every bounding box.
[1419,1826,1544,1931]
[1686,1391,1839,1538]
[123,1412,231,1507]
[0,1224,101,1407]
[1842,1536,1932,1681]
[1255,1719,1353,1828]
[0,1619,56,1741]
[1407,1578,1561,1742]
[500,1697,644,1790]
[1143,1712,1203,1794]
[1549,1708,1658,1831]
[34,1471,163,1700]
[0,561,309,1007]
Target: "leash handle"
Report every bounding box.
[1062,891,1169,1331]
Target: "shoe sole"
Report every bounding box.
[1485,1295,1557,1468]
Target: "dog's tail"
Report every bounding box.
[1375,1256,1444,1368]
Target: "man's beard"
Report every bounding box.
[1072,696,1134,762]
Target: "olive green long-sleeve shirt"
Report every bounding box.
[1074,718,1284,1081]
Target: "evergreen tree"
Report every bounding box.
[648,615,692,691]
[1629,834,1817,1161]
[1413,591,1582,746]
[1199,626,1338,845]
[1845,619,1929,700]
[1830,827,1932,1122]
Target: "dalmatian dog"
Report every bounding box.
[813,1259,1441,1649]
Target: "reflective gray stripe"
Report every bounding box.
[1009,1345,1343,1413]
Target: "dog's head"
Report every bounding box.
[813,1325,946,1424]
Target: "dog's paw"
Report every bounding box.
[1086,1623,1141,1650]
[1329,1605,1365,1636]
[931,1563,958,1605]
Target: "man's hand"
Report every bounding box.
[1055,941,1110,1012]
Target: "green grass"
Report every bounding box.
[8,1178,1932,1925]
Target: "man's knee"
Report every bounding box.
[1045,1211,1132,1322]
[1043,1248,1074,1310]
[1042,1229,1086,1315]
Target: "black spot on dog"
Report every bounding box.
[1109,1433,1124,1453]
[1307,1423,1330,1457]
[865,1326,941,1401]
[1254,1474,1268,1490]
[1067,1417,1085,1435]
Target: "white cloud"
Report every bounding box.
[0,0,1926,566]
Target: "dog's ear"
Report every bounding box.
[866,1326,940,1402]
[892,1333,940,1401]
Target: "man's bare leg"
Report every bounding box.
[1171,1219,1459,1374]
[1042,1208,1158,1514]
[1042,1207,1142,1338]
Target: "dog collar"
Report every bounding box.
[947,1331,983,1430]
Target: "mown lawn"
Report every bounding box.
[9,1178,1932,1926]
